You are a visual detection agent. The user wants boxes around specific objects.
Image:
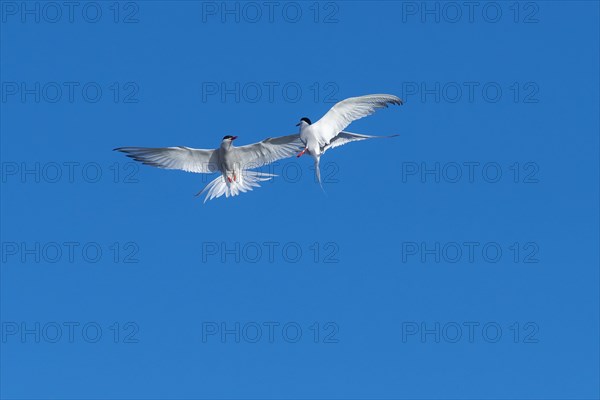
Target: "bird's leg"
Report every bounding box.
[227,176,232,183]
[297,147,307,158]
[233,173,237,182]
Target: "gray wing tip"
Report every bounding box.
[369,94,404,106]
[113,147,164,167]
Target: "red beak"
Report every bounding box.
[231,136,238,141]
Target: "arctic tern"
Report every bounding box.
[295,94,403,185]
[114,135,303,202]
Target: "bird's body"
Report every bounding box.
[295,94,403,185]
[115,134,303,202]
[219,139,241,182]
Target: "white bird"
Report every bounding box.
[295,94,403,185]
[114,135,303,202]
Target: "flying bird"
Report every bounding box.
[114,135,303,202]
[295,94,403,185]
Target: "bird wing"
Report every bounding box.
[321,131,399,154]
[233,134,303,169]
[114,146,219,173]
[311,94,402,147]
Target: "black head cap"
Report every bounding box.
[300,117,312,125]
[222,135,235,140]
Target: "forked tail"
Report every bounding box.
[314,156,326,194]
[196,171,275,203]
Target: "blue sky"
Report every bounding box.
[1,1,599,399]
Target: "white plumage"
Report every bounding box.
[295,94,403,185]
[115,134,303,202]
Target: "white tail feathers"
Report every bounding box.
[313,157,326,194]
[196,171,275,203]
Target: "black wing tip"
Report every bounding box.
[114,147,137,152]
[380,97,403,107]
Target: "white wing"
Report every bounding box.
[233,134,303,169]
[311,94,402,146]
[114,146,218,173]
[321,131,399,154]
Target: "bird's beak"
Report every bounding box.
[295,122,300,126]
[231,136,238,141]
